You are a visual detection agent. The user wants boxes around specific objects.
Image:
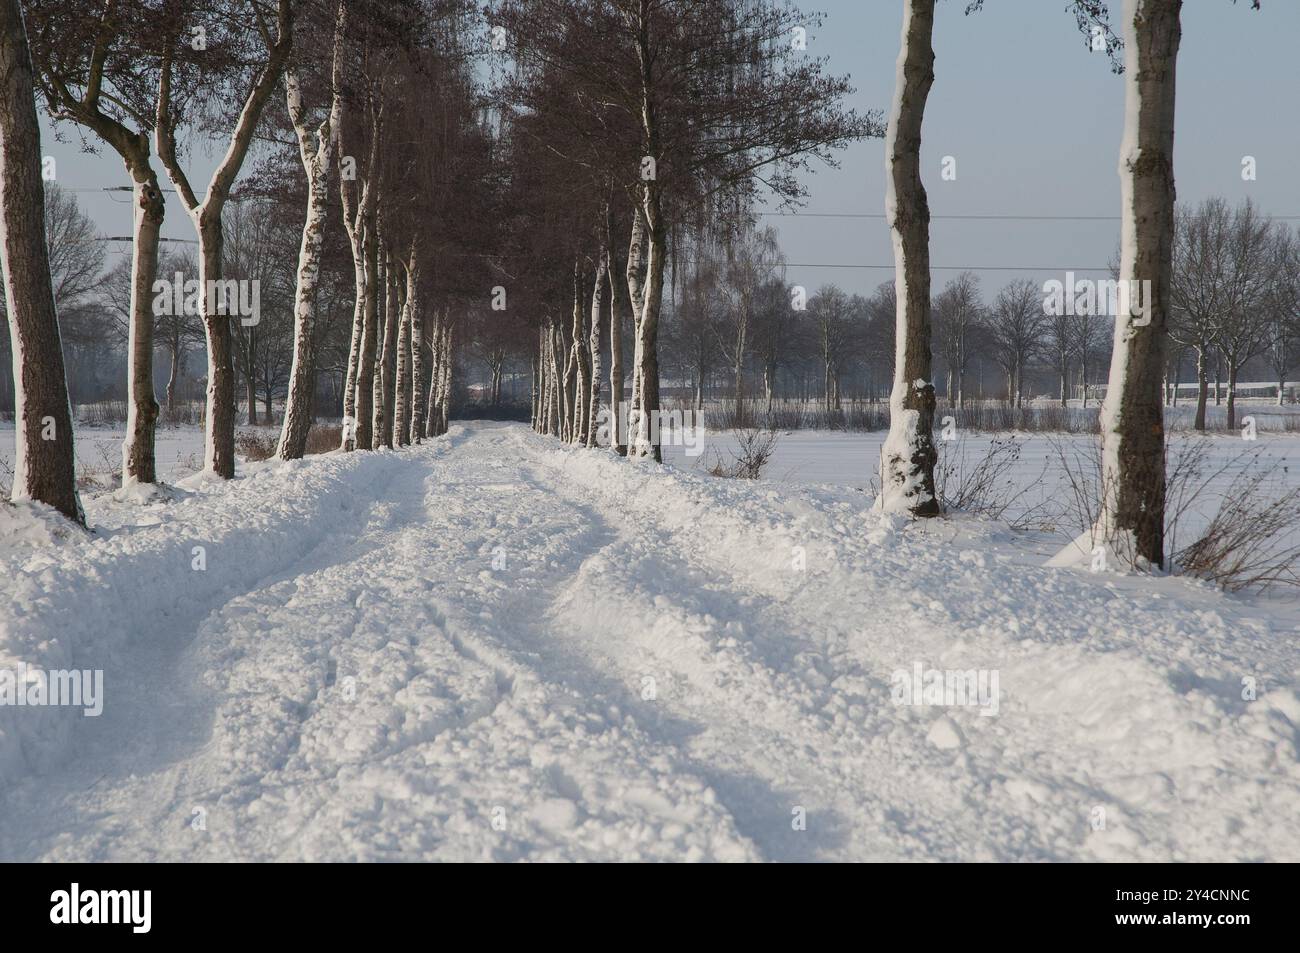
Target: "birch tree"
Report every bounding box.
[500,0,871,461]
[0,0,82,523]
[26,0,171,485]
[1095,0,1181,567]
[878,0,939,516]
[156,0,296,478]
[336,78,379,451]
[586,239,608,447]
[279,0,345,460]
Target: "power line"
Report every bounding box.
[102,235,197,244]
[760,211,1300,221]
[689,260,1113,272]
[54,185,178,194]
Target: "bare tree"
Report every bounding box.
[716,224,783,424]
[751,276,795,414]
[932,271,981,408]
[810,285,852,412]
[1264,227,1299,405]
[1045,295,1073,407]
[1071,306,1107,407]
[1213,199,1275,430]
[102,246,202,415]
[988,278,1044,407]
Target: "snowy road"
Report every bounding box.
[1,422,1298,861]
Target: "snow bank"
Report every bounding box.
[0,447,418,786]
[534,431,1300,860]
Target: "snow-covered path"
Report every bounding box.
[1,422,1298,861]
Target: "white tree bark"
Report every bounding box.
[375,241,399,449]
[1095,0,1179,568]
[570,261,591,445]
[428,306,449,436]
[394,259,412,446]
[279,1,344,460]
[587,243,608,448]
[406,252,424,444]
[878,0,939,516]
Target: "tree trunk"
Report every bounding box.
[118,168,165,485]
[197,213,238,478]
[165,339,181,415]
[0,0,81,523]
[632,193,665,463]
[375,247,398,448]
[587,244,607,448]
[559,319,574,443]
[626,203,648,453]
[1226,358,1238,432]
[244,324,258,426]
[278,46,338,460]
[530,351,539,431]
[435,321,453,436]
[407,257,424,444]
[570,262,591,445]
[340,234,365,450]
[879,0,939,516]
[355,216,378,450]
[549,319,565,437]
[608,209,627,455]
[1194,344,1207,430]
[394,262,412,447]
[431,306,447,436]
[1096,0,1178,568]
[532,328,542,431]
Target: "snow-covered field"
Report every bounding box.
[1,421,1298,861]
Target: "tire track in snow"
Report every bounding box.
[3,427,760,861]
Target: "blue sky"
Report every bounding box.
[38,0,1300,299]
[766,0,1300,297]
